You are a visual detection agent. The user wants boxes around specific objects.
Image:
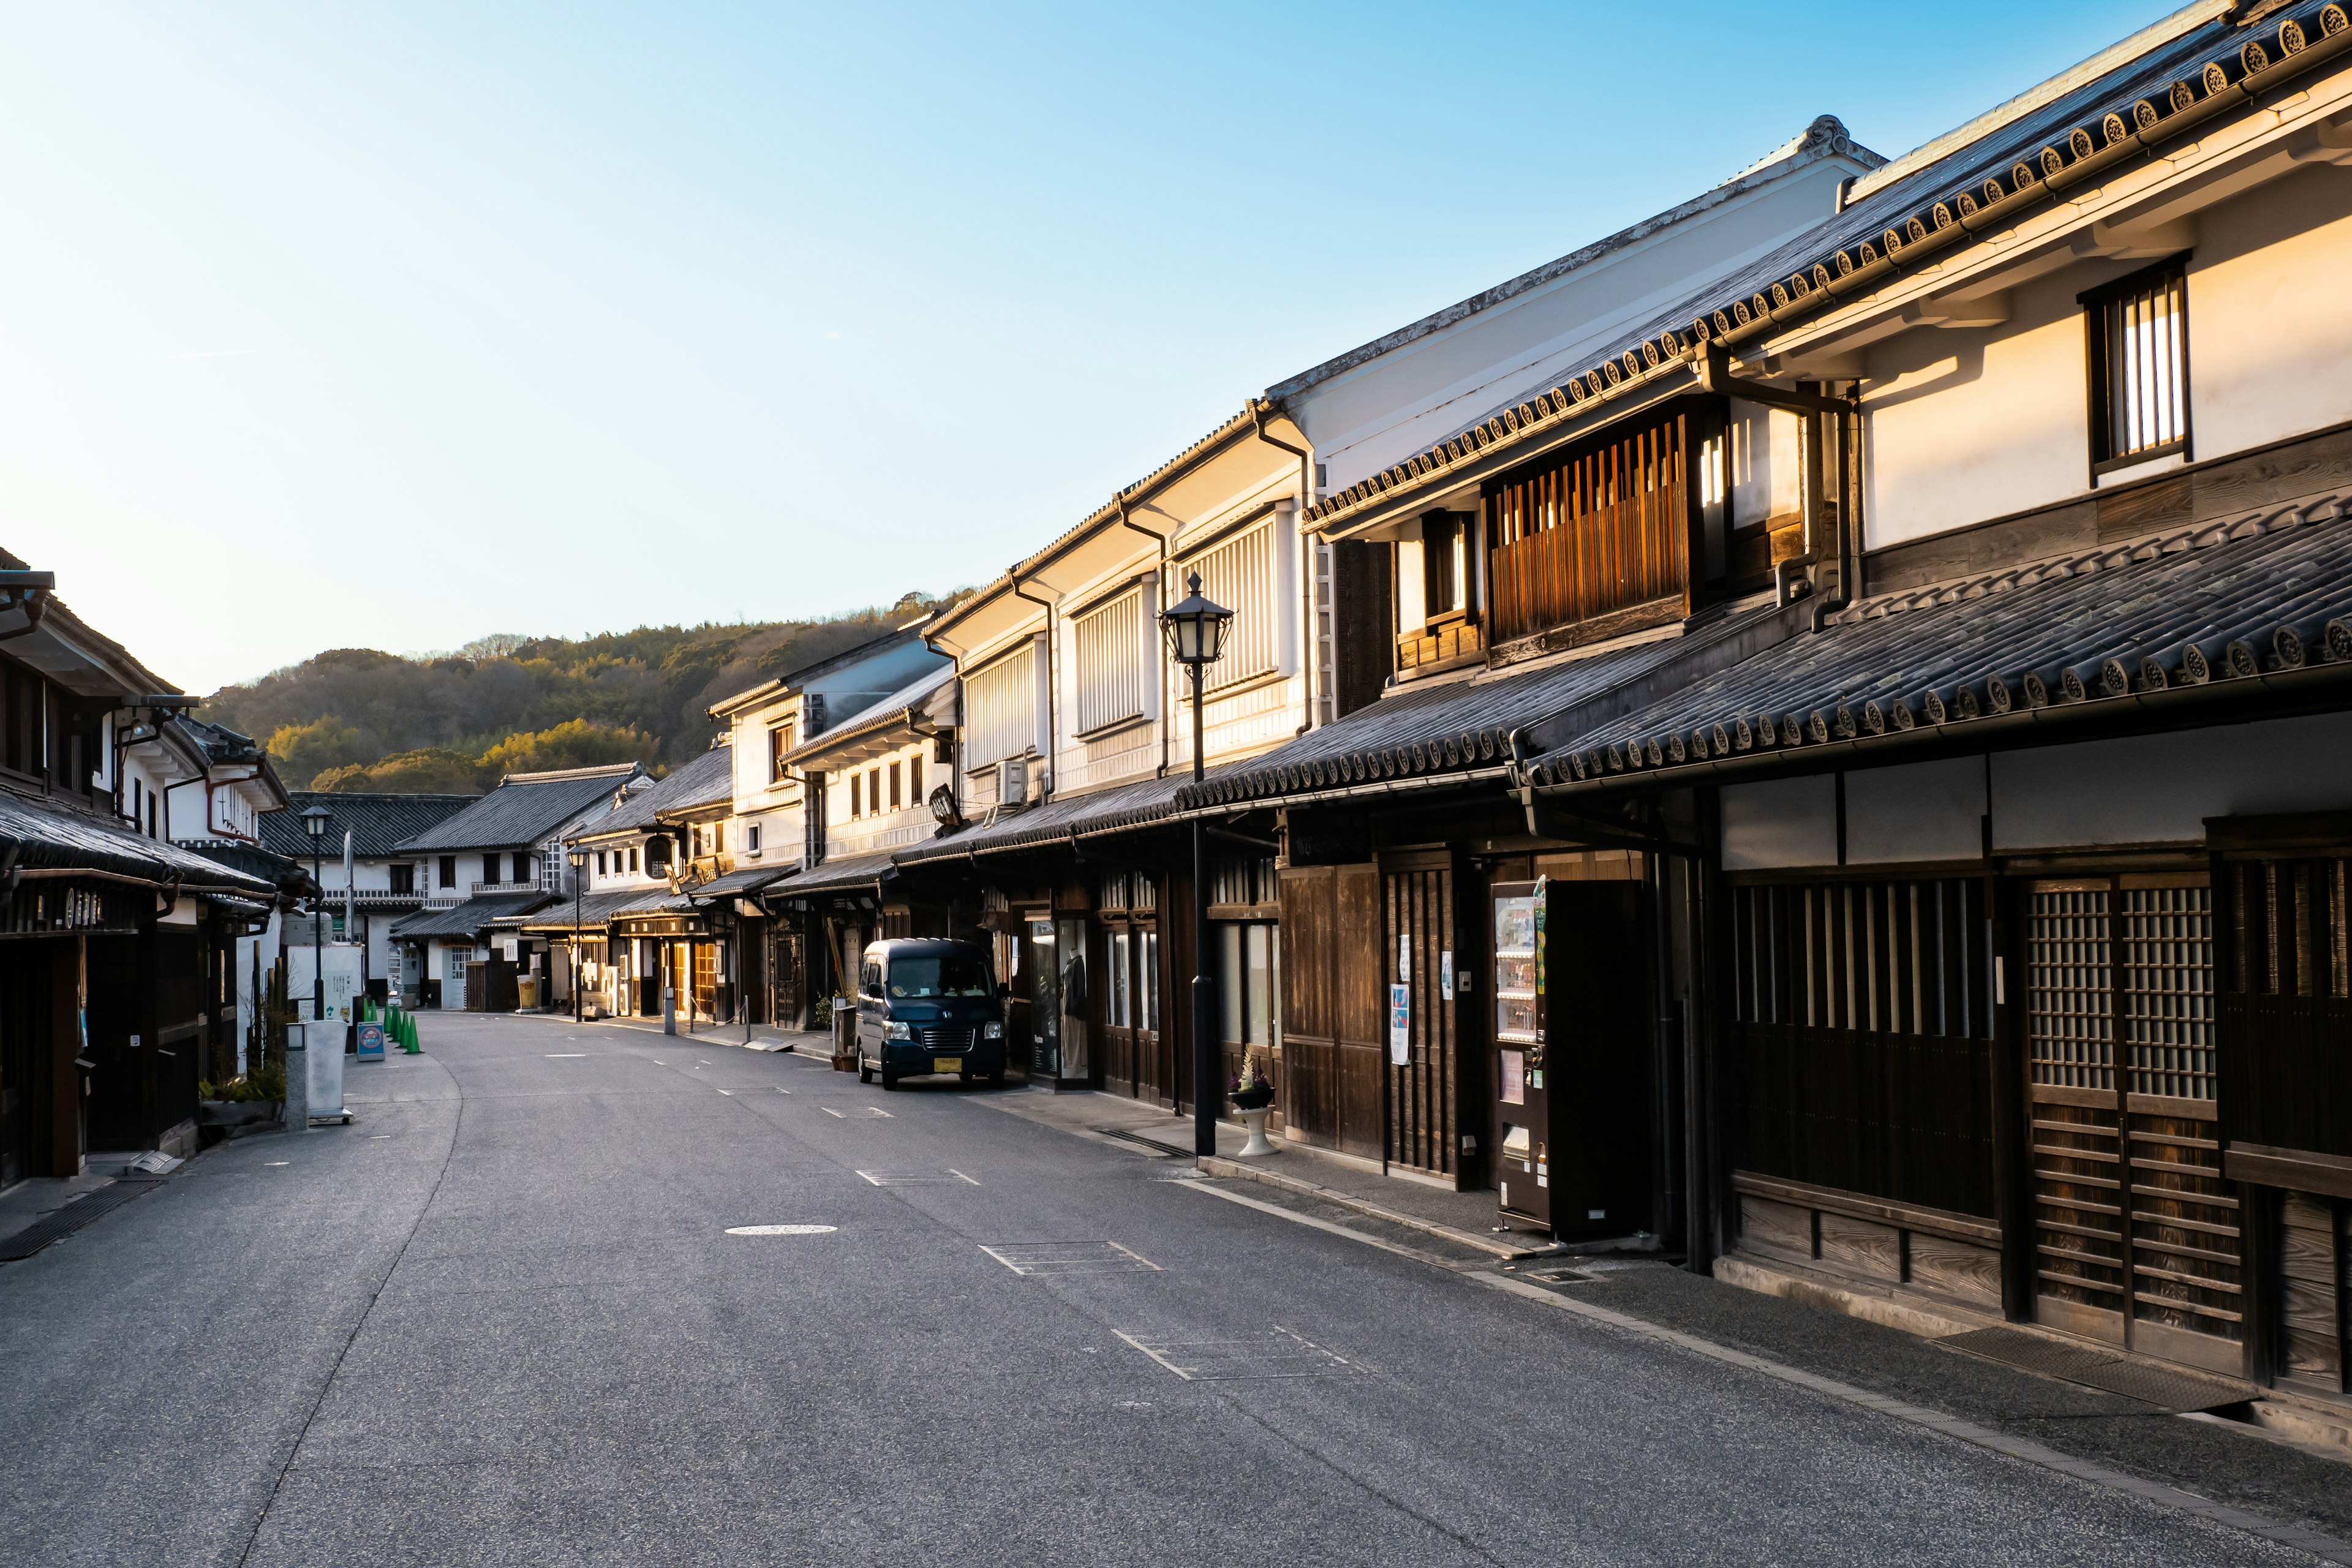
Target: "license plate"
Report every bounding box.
[933,1057,963,1074]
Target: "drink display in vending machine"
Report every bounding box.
[1491,873,1654,1241]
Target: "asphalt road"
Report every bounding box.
[0,1012,2332,1567]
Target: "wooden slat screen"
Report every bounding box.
[1073,590,1146,734]
[1484,411,1688,646]
[1384,864,1455,1177]
[1731,878,1995,1218]
[2219,856,2352,1161]
[1185,521,1277,692]
[962,643,1036,769]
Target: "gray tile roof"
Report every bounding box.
[388,891,552,940]
[395,764,643,853]
[684,864,794,899]
[897,770,1199,865]
[1306,1,2351,532]
[1177,599,1798,811]
[579,747,733,838]
[769,846,905,897]
[0,787,277,895]
[1525,491,2352,787]
[261,791,475,859]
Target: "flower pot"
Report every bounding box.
[196,1099,278,1128]
[1235,1106,1276,1158]
[1231,1087,1273,1112]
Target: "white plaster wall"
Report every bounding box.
[1845,756,1985,864]
[2184,163,2352,462]
[1722,774,1838,870]
[1727,401,1801,528]
[1862,267,2089,551]
[1992,711,2352,850]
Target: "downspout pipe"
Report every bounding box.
[1008,570,1057,804]
[1251,399,1317,736]
[1115,494,1174,780]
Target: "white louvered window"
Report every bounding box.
[1074,590,1145,734]
[1185,521,1276,693]
[963,644,1036,767]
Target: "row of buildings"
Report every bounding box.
[9,0,2351,1435]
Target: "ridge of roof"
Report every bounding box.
[1266,117,1880,405]
[575,745,733,838]
[1303,1,2352,537]
[1845,1,2231,207]
[496,761,642,785]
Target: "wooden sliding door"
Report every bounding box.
[2025,876,2242,1376]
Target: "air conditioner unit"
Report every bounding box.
[996,757,1028,812]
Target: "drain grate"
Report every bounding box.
[980,1241,1160,1276]
[0,1178,168,1262]
[1116,1326,1357,1381]
[858,1170,980,1186]
[1092,1126,1191,1158]
[1941,1325,2253,1411]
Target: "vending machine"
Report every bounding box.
[1491,875,1653,1240]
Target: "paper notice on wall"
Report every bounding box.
[1388,984,1410,1063]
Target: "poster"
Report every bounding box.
[1499,1047,1525,1105]
[1387,983,1410,1063]
[356,1021,386,1062]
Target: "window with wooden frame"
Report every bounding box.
[849,772,862,818]
[1394,511,1483,674]
[962,643,1036,767]
[888,760,902,810]
[768,721,794,783]
[1182,520,1277,693]
[2084,255,2190,476]
[1482,402,1711,651]
[1073,589,1147,734]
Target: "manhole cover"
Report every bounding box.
[726,1224,837,1236]
[980,1241,1159,1276]
[1116,1326,1357,1381]
[858,1170,980,1186]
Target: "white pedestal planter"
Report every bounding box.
[1235,1106,1276,1158]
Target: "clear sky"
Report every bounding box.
[1,1,2169,695]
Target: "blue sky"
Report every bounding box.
[0,1,2169,693]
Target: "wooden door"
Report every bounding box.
[2024,876,2242,1375]
[1384,856,1457,1178]
[1136,924,1163,1106]
[1279,864,1382,1156]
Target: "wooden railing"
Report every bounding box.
[1395,614,1482,673]
[1485,410,1691,647]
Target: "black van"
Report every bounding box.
[855,938,1008,1090]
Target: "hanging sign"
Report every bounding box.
[1388,984,1411,1063]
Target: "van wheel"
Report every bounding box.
[880,1069,900,1091]
[858,1060,873,1084]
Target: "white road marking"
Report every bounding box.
[545,1054,587,1058]
[1114,1326,1355,1381]
[980,1241,1159,1276]
[858,1170,982,1186]
[951,1169,979,1185]
[726,1224,836,1236]
[822,1107,845,1118]
[263,1162,289,1167]
[717,1089,733,1096]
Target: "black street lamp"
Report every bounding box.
[300,802,332,1023]
[1160,570,1233,1159]
[566,843,588,1023]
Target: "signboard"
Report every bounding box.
[501,937,520,962]
[356,1021,386,1063]
[1388,983,1411,1064]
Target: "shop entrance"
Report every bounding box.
[1028,919,1059,1077]
[2024,875,2242,1376]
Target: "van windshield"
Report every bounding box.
[888,954,993,998]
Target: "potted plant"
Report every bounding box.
[196,1066,287,1142]
[1229,1055,1277,1158]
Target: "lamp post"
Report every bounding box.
[1159,570,1233,1158]
[566,843,587,1023]
[299,803,332,1023]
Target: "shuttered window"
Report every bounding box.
[1184,522,1276,692]
[963,644,1036,767]
[1074,590,1145,734]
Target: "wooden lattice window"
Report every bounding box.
[2084,256,2190,474]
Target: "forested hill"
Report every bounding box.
[199,593,957,794]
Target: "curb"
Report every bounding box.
[1197,1154,1539,1259]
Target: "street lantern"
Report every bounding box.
[1158,570,1231,1158]
[1161,571,1234,668]
[299,803,333,1023]
[567,843,589,1022]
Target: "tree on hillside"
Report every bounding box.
[312,748,489,794]
[267,717,371,782]
[478,719,654,778]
